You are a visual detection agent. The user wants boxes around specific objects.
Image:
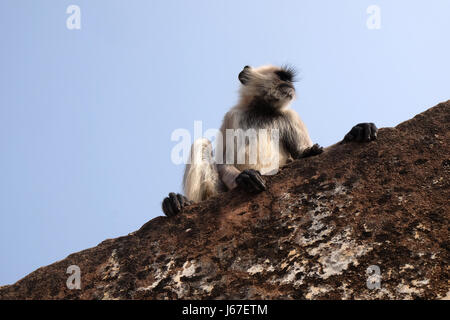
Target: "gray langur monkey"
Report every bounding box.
[162,64,378,217]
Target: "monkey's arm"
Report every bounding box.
[323,122,378,153]
[282,110,323,159]
[217,164,266,193]
[284,111,378,157]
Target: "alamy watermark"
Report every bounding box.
[366,265,381,289]
[66,265,81,290]
[66,5,81,30]
[64,5,382,31]
[366,5,381,30]
[170,121,280,175]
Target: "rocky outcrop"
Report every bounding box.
[1,101,449,300]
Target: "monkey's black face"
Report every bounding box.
[238,65,297,109]
[277,82,295,99]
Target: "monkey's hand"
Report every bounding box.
[342,123,378,143]
[162,192,193,217]
[300,143,324,158]
[235,169,266,193]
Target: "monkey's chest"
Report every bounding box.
[231,116,290,175]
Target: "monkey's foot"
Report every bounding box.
[235,169,267,193]
[343,123,378,143]
[301,143,324,158]
[162,193,193,217]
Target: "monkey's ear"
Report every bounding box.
[238,66,251,85]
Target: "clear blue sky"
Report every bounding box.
[0,0,449,285]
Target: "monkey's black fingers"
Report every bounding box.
[177,193,194,207]
[343,123,378,143]
[370,123,378,140]
[236,169,266,193]
[235,173,254,192]
[363,124,371,142]
[169,192,181,212]
[162,197,176,217]
[245,169,266,191]
[301,143,324,158]
[162,192,192,217]
[343,125,362,142]
[177,193,186,207]
[359,122,378,142]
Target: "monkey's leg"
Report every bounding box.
[217,164,266,194]
[162,138,223,217]
[235,169,267,193]
[183,138,222,202]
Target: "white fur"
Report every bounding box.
[183,138,219,202]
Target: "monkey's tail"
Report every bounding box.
[183,138,220,202]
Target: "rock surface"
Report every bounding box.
[1,101,449,300]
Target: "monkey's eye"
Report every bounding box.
[275,70,293,82]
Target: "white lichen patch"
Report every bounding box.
[168,260,200,297]
[271,262,306,288]
[411,279,430,287]
[246,259,276,276]
[399,264,415,273]
[138,258,220,298]
[174,260,198,282]
[292,183,351,247]
[307,229,372,279]
[101,249,120,280]
[247,264,264,275]
[200,283,215,294]
[305,285,332,299]
[278,183,348,223]
[136,259,175,292]
[296,219,334,246]
[396,282,423,297]
[270,183,367,286]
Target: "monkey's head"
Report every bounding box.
[238,64,297,110]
